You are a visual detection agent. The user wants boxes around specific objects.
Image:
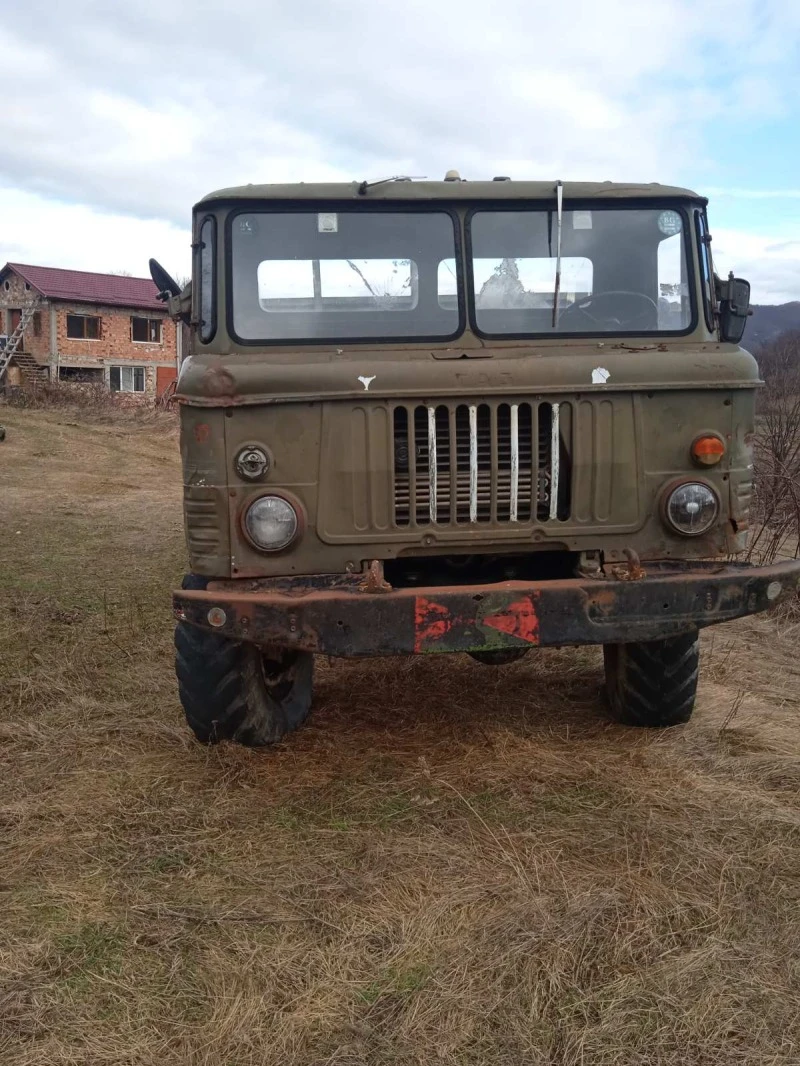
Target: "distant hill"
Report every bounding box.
[746,302,800,350]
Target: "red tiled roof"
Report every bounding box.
[2,262,165,311]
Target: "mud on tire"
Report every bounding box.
[175,575,313,746]
[603,631,699,728]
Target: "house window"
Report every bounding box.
[110,366,146,393]
[67,314,101,339]
[59,366,104,384]
[131,316,163,343]
[33,312,42,337]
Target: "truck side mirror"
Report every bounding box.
[716,272,751,343]
[149,258,181,300]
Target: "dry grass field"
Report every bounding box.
[1,406,799,1066]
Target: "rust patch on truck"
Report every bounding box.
[359,559,392,594]
[201,365,236,399]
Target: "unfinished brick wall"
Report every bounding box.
[55,303,177,365]
[0,272,51,361]
[55,306,178,395]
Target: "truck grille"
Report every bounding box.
[392,402,571,526]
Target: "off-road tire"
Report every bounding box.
[603,632,699,728]
[175,575,313,746]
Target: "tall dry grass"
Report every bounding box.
[0,407,799,1065]
[3,377,178,423]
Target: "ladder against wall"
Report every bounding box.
[0,297,48,385]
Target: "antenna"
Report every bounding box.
[552,181,564,329]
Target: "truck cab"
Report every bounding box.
[159,175,800,745]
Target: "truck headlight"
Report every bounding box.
[664,482,719,536]
[243,495,299,551]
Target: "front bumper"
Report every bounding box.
[173,560,800,657]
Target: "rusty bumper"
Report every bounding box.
[173,560,800,657]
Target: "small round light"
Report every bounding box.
[665,482,719,536]
[691,435,726,467]
[235,446,270,480]
[766,581,782,602]
[244,495,298,551]
[658,210,683,236]
[208,607,227,628]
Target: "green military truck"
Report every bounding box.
[151,173,800,746]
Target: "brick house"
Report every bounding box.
[0,263,180,396]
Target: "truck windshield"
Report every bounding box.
[468,206,693,336]
[230,209,460,343]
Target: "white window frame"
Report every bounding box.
[109,365,147,393]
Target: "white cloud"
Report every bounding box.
[0,0,776,221]
[1,0,799,300]
[0,188,190,280]
[712,227,800,304]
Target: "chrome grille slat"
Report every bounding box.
[393,400,571,527]
[510,402,519,522]
[469,403,478,523]
[427,405,438,524]
[549,401,560,522]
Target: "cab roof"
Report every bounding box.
[197,179,706,209]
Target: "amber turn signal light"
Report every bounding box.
[691,435,726,466]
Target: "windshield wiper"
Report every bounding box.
[357,176,425,195]
[552,180,563,328]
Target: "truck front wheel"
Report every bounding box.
[174,578,313,746]
[175,624,313,746]
[603,632,699,728]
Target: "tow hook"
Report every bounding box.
[359,559,392,594]
[612,548,646,582]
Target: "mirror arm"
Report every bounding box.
[167,284,192,324]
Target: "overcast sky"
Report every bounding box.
[2,0,800,302]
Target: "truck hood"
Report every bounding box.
[175,344,760,407]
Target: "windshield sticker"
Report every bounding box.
[318,212,338,233]
[357,375,376,391]
[572,211,593,229]
[658,210,682,236]
[592,367,610,384]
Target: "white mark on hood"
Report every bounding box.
[358,375,376,391]
[592,367,610,384]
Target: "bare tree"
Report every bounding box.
[747,330,800,569]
